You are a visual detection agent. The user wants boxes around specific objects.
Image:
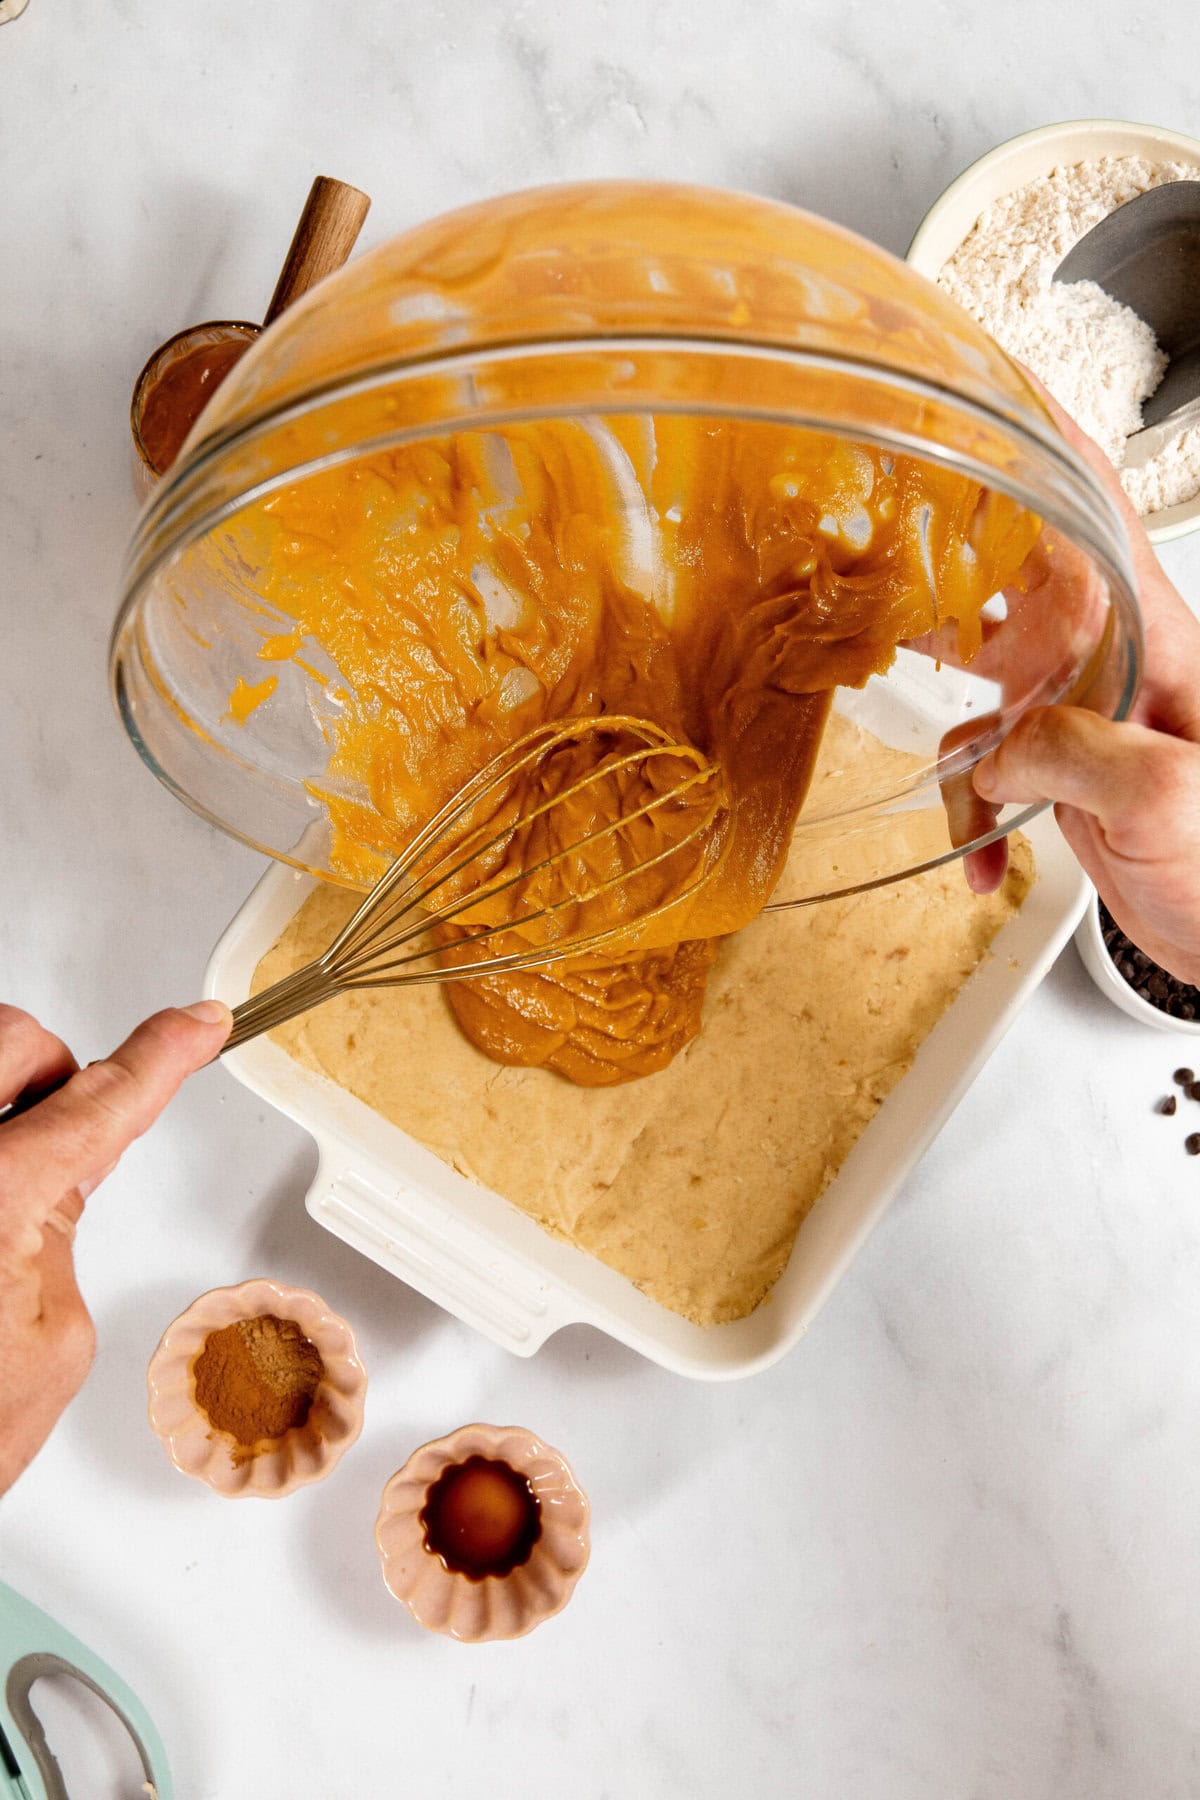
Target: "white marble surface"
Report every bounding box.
[3,4,1200,1796]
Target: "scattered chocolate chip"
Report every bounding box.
[1191,1082,1200,1103]
[1187,1134,1200,1156]
[1175,1068,1195,1086]
[1098,905,1200,1024]
[1161,1094,1178,1115]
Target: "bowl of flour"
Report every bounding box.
[908,119,1200,543]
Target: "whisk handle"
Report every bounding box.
[223,964,341,1053]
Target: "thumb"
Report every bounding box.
[0,1001,232,1210]
[973,707,1200,850]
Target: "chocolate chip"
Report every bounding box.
[1175,1068,1195,1086]
[1097,904,1200,1024]
[1161,1095,1178,1115]
[1187,1134,1200,1156]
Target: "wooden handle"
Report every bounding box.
[263,175,371,327]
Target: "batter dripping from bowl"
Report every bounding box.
[220,414,1039,1083]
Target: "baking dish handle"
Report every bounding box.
[305,1148,565,1356]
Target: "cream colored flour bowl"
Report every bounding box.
[908,119,1200,544]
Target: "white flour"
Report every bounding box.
[938,155,1200,516]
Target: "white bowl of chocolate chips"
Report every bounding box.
[1075,891,1200,1034]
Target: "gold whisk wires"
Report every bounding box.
[224,714,729,1052]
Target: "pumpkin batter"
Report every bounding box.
[222,416,1039,1082]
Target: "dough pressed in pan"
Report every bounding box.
[253,716,1034,1325]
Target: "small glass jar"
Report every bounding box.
[110,181,1139,903]
[129,320,260,500]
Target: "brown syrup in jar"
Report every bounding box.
[420,1455,542,1580]
[136,333,254,475]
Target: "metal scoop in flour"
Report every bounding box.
[1055,180,1200,466]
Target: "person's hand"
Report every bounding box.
[0,999,232,1495]
[972,389,1200,983]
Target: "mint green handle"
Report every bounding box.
[0,1581,172,1800]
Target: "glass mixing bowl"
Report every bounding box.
[111,181,1140,903]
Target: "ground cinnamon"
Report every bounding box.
[192,1314,324,1458]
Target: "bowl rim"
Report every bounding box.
[1073,889,1200,1034]
[906,117,1200,545]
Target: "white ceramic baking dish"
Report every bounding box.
[205,815,1088,1380]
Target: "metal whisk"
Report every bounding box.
[224,714,728,1052]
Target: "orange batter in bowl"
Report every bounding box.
[224,414,1038,1083]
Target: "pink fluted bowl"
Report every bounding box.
[375,1423,590,1640]
[146,1277,367,1498]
